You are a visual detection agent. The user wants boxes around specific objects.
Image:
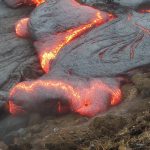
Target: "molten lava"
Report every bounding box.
[9,80,121,117]
[140,9,150,13]
[15,0,45,36]
[32,0,45,6]
[9,101,25,115]
[40,12,114,73]
[16,18,29,37]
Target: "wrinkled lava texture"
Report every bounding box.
[4,0,150,117]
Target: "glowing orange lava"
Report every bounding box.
[32,0,45,6]
[40,12,114,73]
[9,80,121,116]
[16,18,29,37]
[9,101,25,115]
[140,9,150,13]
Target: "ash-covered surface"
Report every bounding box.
[0,0,149,148]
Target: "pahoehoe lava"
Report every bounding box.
[3,0,150,117]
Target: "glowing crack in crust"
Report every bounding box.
[40,13,114,73]
[15,11,115,73]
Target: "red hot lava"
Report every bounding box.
[140,9,150,13]
[16,18,29,37]
[15,0,45,36]
[32,0,45,6]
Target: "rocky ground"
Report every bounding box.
[0,0,149,149]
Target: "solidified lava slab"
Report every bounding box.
[5,0,150,116]
[9,77,121,117]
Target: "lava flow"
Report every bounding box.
[40,13,114,73]
[16,18,29,37]
[10,0,122,117]
[9,79,121,117]
[15,0,45,36]
[15,12,114,73]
